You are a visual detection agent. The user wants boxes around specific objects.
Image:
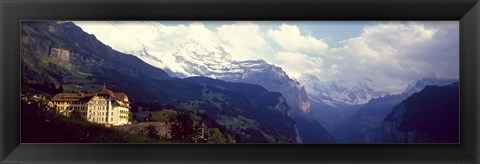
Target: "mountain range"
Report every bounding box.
[21,21,310,143]
[334,78,458,143]
[95,30,333,143]
[21,21,459,144]
[377,82,459,143]
[78,22,461,144]
[298,74,388,107]
[298,74,389,135]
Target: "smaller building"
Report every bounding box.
[51,88,130,126]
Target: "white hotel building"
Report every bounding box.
[51,88,130,126]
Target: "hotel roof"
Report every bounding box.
[52,89,128,103]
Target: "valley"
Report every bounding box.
[20,21,460,144]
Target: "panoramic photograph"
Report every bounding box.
[21,21,459,143]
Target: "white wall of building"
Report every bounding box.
[54,95,130,126]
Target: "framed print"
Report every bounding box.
[1,0,479,163]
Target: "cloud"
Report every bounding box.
[275,51,324,78]
[318,21,459,92]
[72,21,146,53]
[73,21,459,94]
[267,24,329,54]
[217,22,272,61]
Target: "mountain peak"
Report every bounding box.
[177,39,233,61]
[298,74,386,106]
[403,76,458,95]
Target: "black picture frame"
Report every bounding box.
[1,0,479,163]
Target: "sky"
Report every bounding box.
[73,21,459,93]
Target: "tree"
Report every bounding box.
[225,134,236,143]
[128,113,133,122]
[207,128,224,143]
[48,83,56,91]
[70,109,84,120]
[169,111,200,143]
[145,125,160,140]
[148,113,153,120]
[131,113,137,123]
[57,85,63,93]
[151,111,169,122]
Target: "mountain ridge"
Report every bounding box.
[298,74,388,107]
[334,78,458,143]
[21,21,306,143]
[377,82,459,143]
[80,27,334,143]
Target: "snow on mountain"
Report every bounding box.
[402,76,458,96]
[124,39,258,79]
[95,32,457,115]
[298,74,388,107]
[112,39,311,115]
[118,39,276,82]
[119,35,330,142]
[127,37,388,109]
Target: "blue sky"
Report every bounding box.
[110,21,370,47]
[153,21,370,48]
[73,21,459,93]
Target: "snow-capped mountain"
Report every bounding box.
[102,38,336,143]
[122,39,311,111]
[125,40,282,80]
[298,74,388,107]
[402,76,458,96]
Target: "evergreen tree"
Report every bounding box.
[169,111,200,143]
[57,85,64,94]
[207,128,224,143]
